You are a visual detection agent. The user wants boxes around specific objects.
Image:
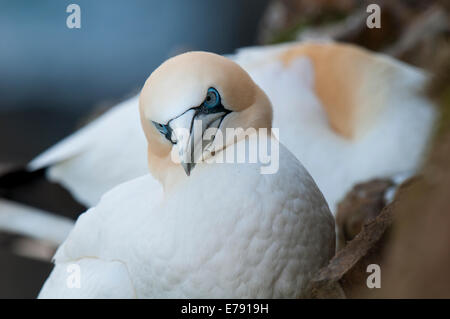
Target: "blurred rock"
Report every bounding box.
[310,177,417,298]
[309,202,392,298]
[307,2,450,299]
[378,28,450,298]
[336,179,393,250]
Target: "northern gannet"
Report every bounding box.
[38,52,335,298]
[234,42,437,211]
[2,42,436,215]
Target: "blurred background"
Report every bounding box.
[0,0,270,164]
[1,0,449,298]
[0,0,270,298]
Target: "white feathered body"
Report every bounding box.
[39,136,335,298]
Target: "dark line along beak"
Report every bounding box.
[170,109,229,176]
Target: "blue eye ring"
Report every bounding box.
[152,121,168,134]
[152,121,173,143]
[203,88,220,109]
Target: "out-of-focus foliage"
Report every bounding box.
[259,0,447,67]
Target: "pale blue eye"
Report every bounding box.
[159,125,168,135]
[203,88,220,109]
[152,121,173,142]
[153,122,167,134]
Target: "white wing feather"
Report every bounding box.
[39,259,136,298]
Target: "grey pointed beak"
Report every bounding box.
[169,109,228,176]
[181,162,196,176]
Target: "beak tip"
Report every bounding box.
[181,162,195,176]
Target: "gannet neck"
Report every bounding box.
[146,146,188,192]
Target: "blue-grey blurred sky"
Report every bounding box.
[0,0,269,111]
[0,0,269,161]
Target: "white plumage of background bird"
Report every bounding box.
[27,41,436,215]
[38,51,335,298]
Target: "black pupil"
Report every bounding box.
[207,92,215,105]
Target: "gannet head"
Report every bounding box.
[139,51,272,184]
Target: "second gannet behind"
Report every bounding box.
[25,42,436,213]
